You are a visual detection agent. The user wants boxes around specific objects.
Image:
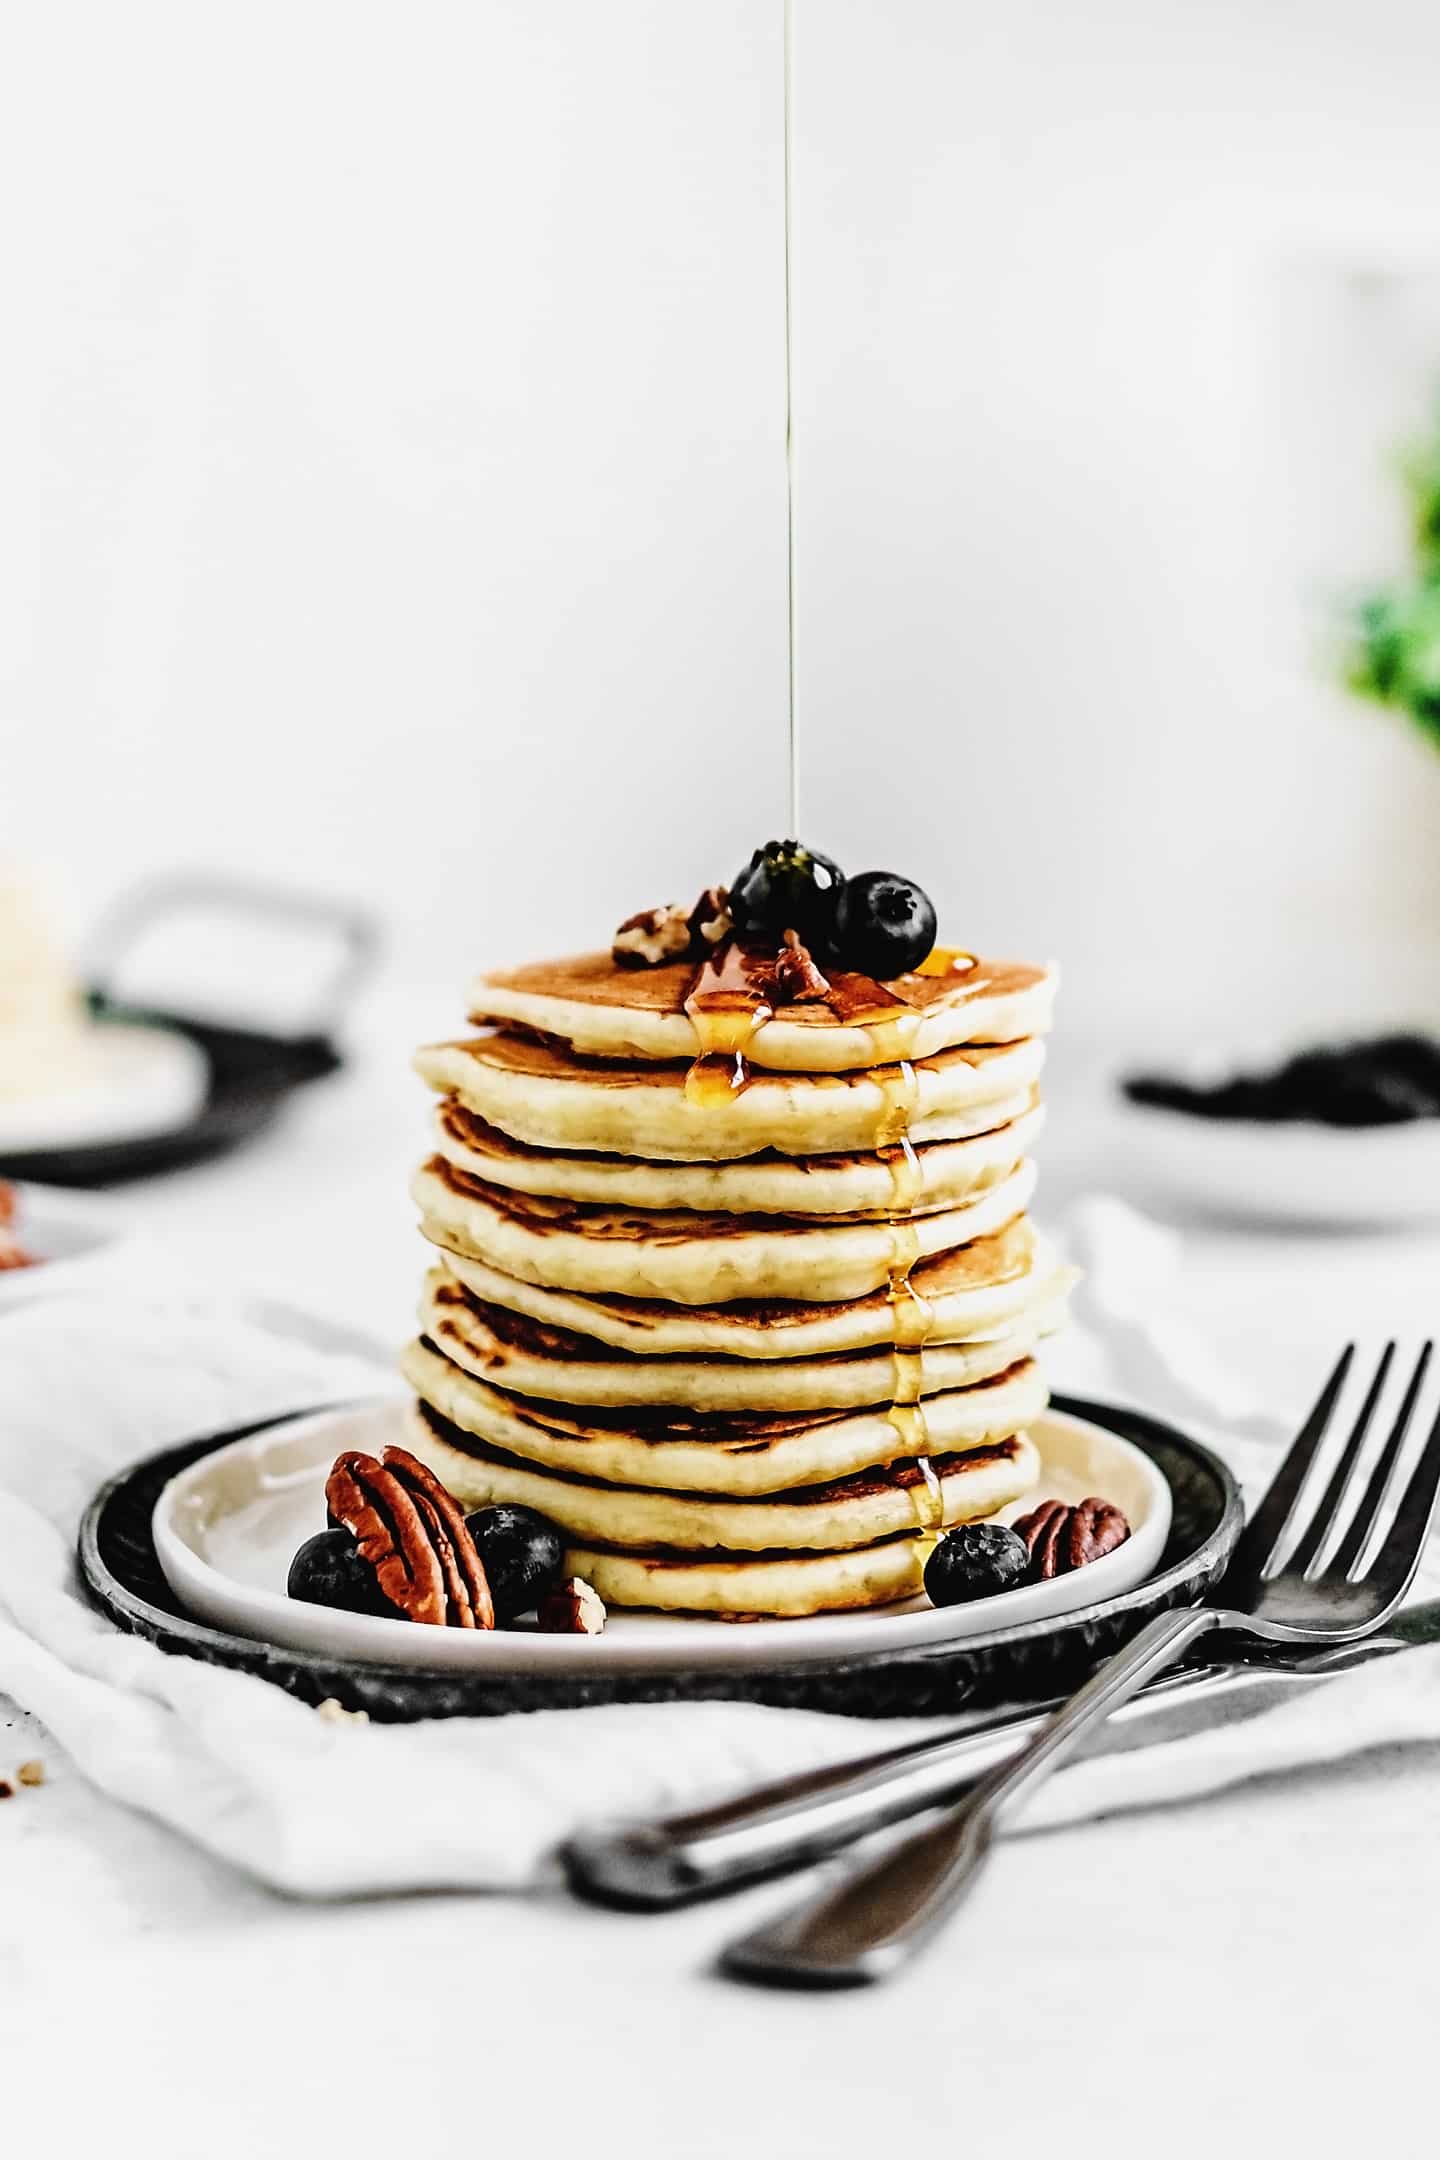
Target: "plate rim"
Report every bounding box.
[79,1392,1241,1710]
[148,1399,1173,1673]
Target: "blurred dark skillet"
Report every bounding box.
[0,875,378,1187]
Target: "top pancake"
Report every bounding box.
[468,950,1055,1072]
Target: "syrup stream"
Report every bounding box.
[783,0,799,836]
[721,12,944,1560]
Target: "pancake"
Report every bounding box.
[411,1154,1038,1306]
[404,1395,1042,1551]
[431,1216,1071,1360]
[567,1539,941,1617]
[430,1094,1044,1216]
[468,950,1055,1072]
[413,1030,1046,1162]
[418,1263,1066,1410]
[403,1332,1048,1494]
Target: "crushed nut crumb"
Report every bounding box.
[16,1761,44,1787]
[316,1698,370,1725]
[612,905,693,969]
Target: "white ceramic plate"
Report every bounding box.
[152,1400,1172,1676]
[0,1022,208,1154]
[1122,1097,1440,1227]
[0,1181,132,1306]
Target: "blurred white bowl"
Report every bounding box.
[1121,1097,1440,1227]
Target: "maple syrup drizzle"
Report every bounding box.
[879,1133,923,1211]
[874,1059,919,1150]
[913,945,977,979]
[906,1452,946,1567]
[683,945,775,1104]
[679,918,959,1570]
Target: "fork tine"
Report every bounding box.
[1287,1343,1395,1576]
[1341,1357,1440,1606]
[1230,1344,1354,1582]
[1329,1341,1433,1580]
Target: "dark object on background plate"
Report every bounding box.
[0,876,377,1186]
[76,1396,1242,1722]
[1124,1034,1440,1128]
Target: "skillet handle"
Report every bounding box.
[83,874,380,1041]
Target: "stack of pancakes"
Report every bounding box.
[402,944,1068,1618]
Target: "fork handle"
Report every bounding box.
[721,1603,1230,1988]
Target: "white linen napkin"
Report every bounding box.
[1,1210,1437,1899]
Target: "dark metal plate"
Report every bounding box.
[77,1395,1243,1721]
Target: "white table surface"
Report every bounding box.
[5,993,1439,2157]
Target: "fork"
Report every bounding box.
[721,1340,1440,1988]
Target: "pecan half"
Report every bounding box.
[384,1445,494,1629]
[325,1448,494,1627]
[1013,1496,1131,1580]
[612,904,693,968]
[771,928,831,1005]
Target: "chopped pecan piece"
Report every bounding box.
[687,884,733,952]
[1013,1496,1131,1580]
[612,904,693,968]
[537,1576,607,1635]
[771,928,831,1005]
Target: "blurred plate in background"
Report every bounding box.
[0,1023,207,1156]
[1121,1098,1440,1227]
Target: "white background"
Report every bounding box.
[6,0,1440,1056]
[7,15,1440,2148]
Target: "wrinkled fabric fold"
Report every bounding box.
[0,1218,1435,1900]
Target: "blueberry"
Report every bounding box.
[287,1528,388,1617]
[833,871,937,977]
[923,1521,1030,1607]
[729,839,845,949]
[465,1504,565,1623]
